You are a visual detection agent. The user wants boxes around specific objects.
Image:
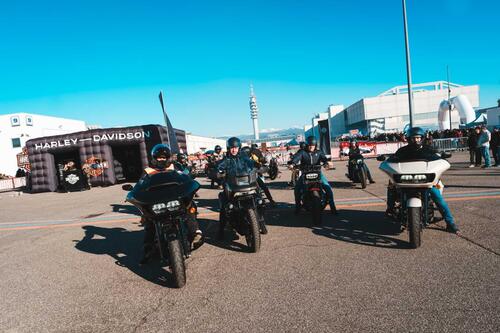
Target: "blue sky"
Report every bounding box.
[0,0,498,136]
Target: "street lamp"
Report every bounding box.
[402,0,415,128]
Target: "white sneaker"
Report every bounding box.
[468,164,475,168]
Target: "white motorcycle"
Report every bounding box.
[378,153,450,248]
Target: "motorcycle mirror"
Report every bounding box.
[376,155,386,162]
[121,184,133,191]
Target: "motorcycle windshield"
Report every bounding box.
[226,169,258,191]
[127,171,200,205]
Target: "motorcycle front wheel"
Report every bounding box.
[408,207,422,249]
[245,208,261,253]
[167,237,187,288]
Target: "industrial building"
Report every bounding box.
[306,81,480,141]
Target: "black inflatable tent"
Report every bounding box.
[26,124,179,193]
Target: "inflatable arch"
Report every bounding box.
[438,94,476,130]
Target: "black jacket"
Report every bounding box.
[217,153,255,176]
[348,147,363,160]
[390,144,440,162]
[467,133,478,149]
[291,149,328,169]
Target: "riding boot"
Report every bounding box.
[330,202,338,215]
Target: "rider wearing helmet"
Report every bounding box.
[347,140,375,183]
[248,143,276,206]
[287,142,307,186]
[140,144,203,264]
[213,145,223,160]
[217,137,269,238]
[386,127,459,233]
[290,136,337,215]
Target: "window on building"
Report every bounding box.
[12,138,21,148]
[26,116,33,126]
[10,116,20,127]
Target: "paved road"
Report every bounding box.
[0,152,499,332]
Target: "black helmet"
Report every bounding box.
[227,137,242,149]
[177,153,187,162]
[214,145,222,153]
[407,127,425,138]
[252,143,259,149]
[151,144,171,169]
[299,141,306,150]
[241,146,251,156]
[306,136,317,147]
[407,127,425,147]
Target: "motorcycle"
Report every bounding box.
[347,154,368,189]
[378,153,449,248]
[122,171,200,288]
[267,157,279,180]
[299,165,327,225]
[220,168,266,252]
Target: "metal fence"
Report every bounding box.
[431,137,468,152]
[0,177,26,192]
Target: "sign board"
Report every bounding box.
[349,129,359,136]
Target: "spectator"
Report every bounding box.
[491,126,500,167]
[468,128,481,167]
[477,125,491,168]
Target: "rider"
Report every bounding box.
[290,136,337,215]
[139,144,203,265]
[347,140,375,184]
[217,137,268,239]
[209,145,224,188]
[386,127,459,233]
[288,142,306,186]
[248,144,276,206]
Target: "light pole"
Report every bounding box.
[402,0,415,128]
[447,65,453,130]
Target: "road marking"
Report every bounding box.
[1,194,499,232]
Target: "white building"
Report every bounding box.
[307,81,480,139]
[485,105,500,129]
[0,113,87,176]
[185,134,226,154]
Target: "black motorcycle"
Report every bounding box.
[299,165,327,225]
[347,154,368,189]
[267,157,279,180]
[221,169,266,252]
[122,171,200,288]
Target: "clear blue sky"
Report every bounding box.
[0,0,498,136]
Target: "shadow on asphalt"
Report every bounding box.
[266,208,409,249]
[74,225,177,288]
[197,218,250,253]
[110,204,142,216]
[194,198,220,213]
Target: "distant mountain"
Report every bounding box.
[219,127,303,140]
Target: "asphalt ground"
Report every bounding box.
[0,152,499,332]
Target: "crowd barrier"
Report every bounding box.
[0,177,26,192]
[431,137,468,152]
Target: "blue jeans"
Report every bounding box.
[429,187,455,226]
[480,146,491,167]
[294,173,334,206]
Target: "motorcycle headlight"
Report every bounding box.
[357,159,363,164]
[166,200,181,211]
[305,173,319,180]
[396,174,435,183]
[233,189,256,197]
[152,203,167,214]
[151,200,181,214]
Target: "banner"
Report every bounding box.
[318,119,331,155]
[339,141,377,158]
